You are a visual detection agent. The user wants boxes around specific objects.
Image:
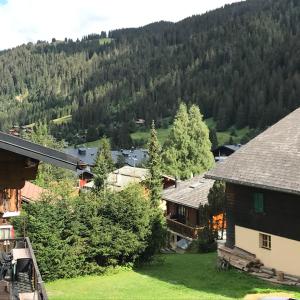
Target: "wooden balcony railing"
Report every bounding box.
[166,218,204,239]
[0,237,48,300]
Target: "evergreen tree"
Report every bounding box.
[207,180,226,238]
[188,105,215,176]
[147,121,162,208]
[93,137,114,190]
[142,121,166,261]
[162,103,214,179]
[162,103,190,178]
[209,128,218,150]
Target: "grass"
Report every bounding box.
[79,118,251,148]
[129,118,250,148]
[99,38,112,45]
[130,127,172,146]
[46,253,300,300]
[51,115,72,125]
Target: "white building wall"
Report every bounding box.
[235,225,300,277]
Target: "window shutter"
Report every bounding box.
[254,193,264,213]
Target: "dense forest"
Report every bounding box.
[0,0,300,145]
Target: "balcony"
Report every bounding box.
[166,218,204,239]
[0,237,48,300]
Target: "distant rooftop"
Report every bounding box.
[107,166,149,192]
[65,147,148,167]
[21,181,46,203]
[65,147,98,166]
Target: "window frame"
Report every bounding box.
[259,233,271,250]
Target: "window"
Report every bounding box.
[177,205,186,217]
[260,233,271,250]
[253,193,264,213]
[177,205,186,223]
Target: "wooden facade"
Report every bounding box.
[225,183,300,248]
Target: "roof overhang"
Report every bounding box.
[0,132,86,171]
[205,173,300,196]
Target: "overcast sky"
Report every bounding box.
[0,0,242,50]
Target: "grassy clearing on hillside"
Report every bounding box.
[46,253,300,300]
[129,119,250,148]
[51,115,72,125]
[130,127,172,146]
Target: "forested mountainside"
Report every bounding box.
[0,0,300,145]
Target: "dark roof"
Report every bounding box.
[65,147,99,166]
[65,147,148,168]
[111,149,148,167]
[0,132,85,171]
[206,108,300,195]
[212,144,242,155]
[162,175,215,209]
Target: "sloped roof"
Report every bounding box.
[162,175,215,209]
[111,166,149,178]
[65,147,98,166]
[206,108,300,195]
[21,181,46,202]
[0,132,86,171]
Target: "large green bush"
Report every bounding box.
[13,185,153,281]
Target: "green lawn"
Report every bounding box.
[51,115,72,125]
[46,253,300,300]
[131,127,172,146]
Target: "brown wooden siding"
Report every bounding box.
[166,201,199,227]
[227,183,300,243]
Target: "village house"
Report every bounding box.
[206,108,300,278]
[0,131,85,299]
[162,175,224,250]
[83,166,149,192]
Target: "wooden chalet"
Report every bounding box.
[162,175,224,249]
[206,108,300,279]
[0,131,85,299]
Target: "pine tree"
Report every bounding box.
[188,105,215,176]
[162,103,190,178]
[209,128,218,150]
[147,121,162,208]
[93,137,114,190]
[162,103,214,179]
[141,121,166,261]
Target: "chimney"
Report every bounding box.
[175,178,181,188]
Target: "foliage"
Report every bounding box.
[93,137,114,190]
[162,103,214,179]
[209,128,218,150]
[147,121,162,208]
[0,0,300,147]
[13,184,153,281]
[46,253,300,300]
[23,122,76,188]
[140,122,167,261]
[194,181,226,252]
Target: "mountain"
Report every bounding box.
[0,0,299,146]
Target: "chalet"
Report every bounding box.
[206,108,300,278]
[162,175,224,250]
[0,131,85,299]
[84,166,149,192]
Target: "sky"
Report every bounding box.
[0,0,242,50]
